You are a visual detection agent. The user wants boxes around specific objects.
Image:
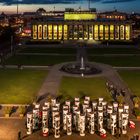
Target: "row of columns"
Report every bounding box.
[32,24,131,41]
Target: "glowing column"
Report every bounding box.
[66,113,72,135]
[72,105,79,127]
[75,109,80,131]
[124,104,129,114]
[32,108,40,130]
[65,100,71,112]
[107,108,113,129]
[118,107,124,129]
[54,115,60,138]
[110,113,117,135]
[52,111,59,128]
[113,102,118,113]
[121,113,129,134]
[79,114,85,136]
[27,113,33,135]
[63,108,69,130]
[98,97,104,106]
[42,110,49,137]
[89,112,95,134]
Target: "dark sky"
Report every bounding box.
[0,0,139,13]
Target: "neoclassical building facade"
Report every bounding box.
[31,11,131,41]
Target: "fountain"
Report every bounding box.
[80,57,85,70]
[60,45,102,75]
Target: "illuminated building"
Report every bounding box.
[31,9,132,41]
[99,10,127,20]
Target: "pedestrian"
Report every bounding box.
[18,131,21,140]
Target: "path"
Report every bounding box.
[37,64,63,105]
[37,61,134,116]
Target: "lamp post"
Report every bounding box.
[88,0,91,11]
[11,35,13,54]
[17,0,19,16]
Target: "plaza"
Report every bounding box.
[0,44,140,139]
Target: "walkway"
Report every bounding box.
[37,61,134,117]
[37,64,63,105]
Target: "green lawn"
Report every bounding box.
[5,55,76,65]
[0,69,47,104]
[58,76,112,102]
[89,55,140,67]
[19,47,77,54]
[119,70,140,97]
[87,47,140,54]
[20,47,140,54]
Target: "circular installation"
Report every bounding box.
[60,62,102,75]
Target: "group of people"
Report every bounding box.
[106,81,126,101]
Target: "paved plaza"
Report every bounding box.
[0,118,140,140]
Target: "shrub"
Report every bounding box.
[133,97,140,108]
[134,108,140,116]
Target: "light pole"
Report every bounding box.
[88,0,91,11]
[11,35,13,54]
[17,0,19,16]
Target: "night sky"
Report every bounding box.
[0,0,140,14]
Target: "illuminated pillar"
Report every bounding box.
[54,115,60,138]
[43,25,47,40]
[82,25,84,40]
[124,25,126,40]
[114,24,115,40]
[79,114,85,136]
[38,25,42,39]
[52,24,54,40]
[42,110,49,137]
[121,113,129,134]
[119,25,121,40]
[57,24,59,40]
[89,112,95,134]
[103,25,105,40]
[98,25,100,40]
[66,113,72,135]
[27,113,33,135]
[110,113,117,135]
[32,25,37,40]
[93,25,95,40]
[87,25,89,40]
[108,25,110,40]
[67,25,69,40]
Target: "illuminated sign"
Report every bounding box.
[64,13,97,20]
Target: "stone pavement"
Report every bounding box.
[0,118,140,140]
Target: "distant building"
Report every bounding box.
[31,9,132,41]
[98,10,127,20]
[0,12,9,27]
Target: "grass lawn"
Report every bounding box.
[58,76,112,102]
[5,55,76,65]
[19,47,77,54]
[0,69,47,104]
[87,47,140,54]
[89,55,140,67]
[119,70,140,97]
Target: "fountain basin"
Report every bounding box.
[60,62,102,75]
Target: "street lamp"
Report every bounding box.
[11,35,13,54]
[88,0,91,11]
